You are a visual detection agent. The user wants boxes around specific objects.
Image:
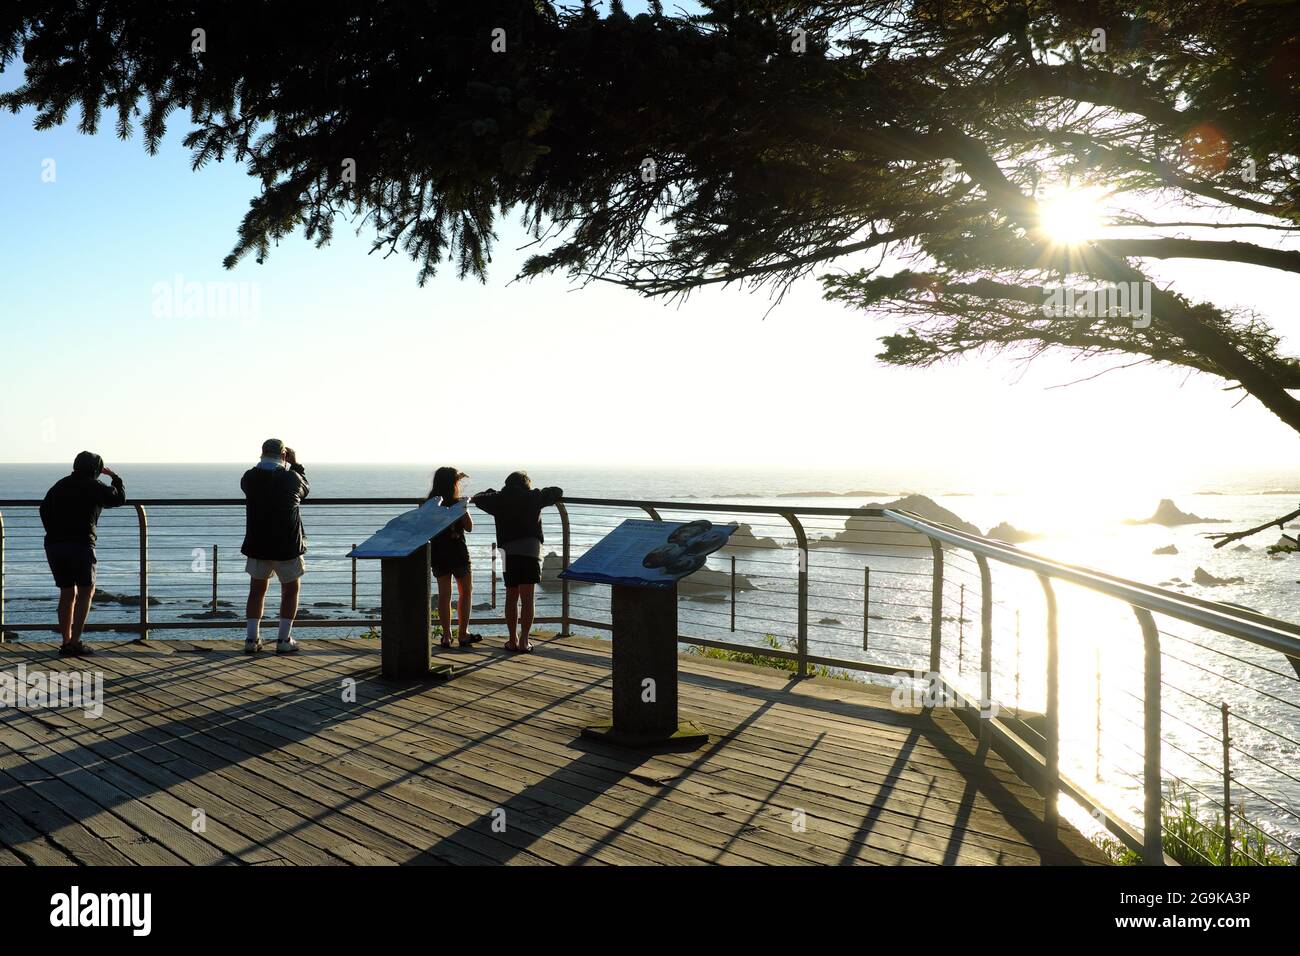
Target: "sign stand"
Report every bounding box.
[564,518,736,750]
[350,500,468,682]
[581,583,707,748]
[377,544,455,681]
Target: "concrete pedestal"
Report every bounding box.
[582,583,706,748]
[380,544,455,681]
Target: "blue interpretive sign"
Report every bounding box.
[560,518,738,589]
[349,499,467,559]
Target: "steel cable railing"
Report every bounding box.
[1,495,1297,865]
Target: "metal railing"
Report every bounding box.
[2,494,1297,866]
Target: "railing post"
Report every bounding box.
[1095,646,1103,782]
[957,583,966,673]
[1133,607,1163,865]
[1014,608,1021,718]
[1037,573,1059,835]
[136,504,149,641]
[1221,701,1232,867]
[491,542,497,608]
[556,502,571,636]
[975,555,993,745]
[861,565,870,651]
[351,545,357,611]
[0,510,5,642]
[928,539,943,674]
[730,555,737,633]
[780,511,809,678]
[211,544,219,612]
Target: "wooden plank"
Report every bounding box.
[94,642,790,868]
[0,799,79,866]
[179,645,851,865]
[202,642,1081,868]
[0,640,1107,866]
[192,639,1081,863]
[362,642,1079,845]
[0,764,138,866]
[17,716,347,867]
[102,657,694,866]
[83,652,580,865]
[0,720,229,865]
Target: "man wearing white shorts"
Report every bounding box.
[240,438,310,654]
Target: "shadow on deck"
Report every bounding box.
[0,635,1106,865]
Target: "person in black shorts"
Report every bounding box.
[427,467,481,649]
[472,472,563,653]
[39,451,127,656]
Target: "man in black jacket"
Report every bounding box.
[472,472,562,653]
[240,438,310,654]
[40,451,126,656]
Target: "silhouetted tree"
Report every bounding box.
[4,1,1299,459]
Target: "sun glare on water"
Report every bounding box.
[1037,187,1106,246]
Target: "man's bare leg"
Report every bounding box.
[518,584,535,650]
[57,587,75,646]
[245,577,270,650]
[270,577,302,652]
[504,585,519,648]
[247,577,269,619]
[279,578,301,621]
[71,586,95,645]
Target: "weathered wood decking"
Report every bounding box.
[0,635,1106,865]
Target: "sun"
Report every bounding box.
[1036,187,1105,246]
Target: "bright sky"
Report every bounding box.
[1,63,1297,497]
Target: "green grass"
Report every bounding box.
[686,634,856,682]
[1098,784,1294,866]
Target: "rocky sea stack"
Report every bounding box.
[1124,499,1229,527]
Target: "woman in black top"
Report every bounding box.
[427,467,481,648]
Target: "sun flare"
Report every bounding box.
[1037,187,1105,246]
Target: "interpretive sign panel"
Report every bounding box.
[349,499,467,559]
[561,518,737,589]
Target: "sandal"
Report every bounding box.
[458,633,483,648]
[69,641,94,657]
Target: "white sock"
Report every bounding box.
[277,619,294,643]
[246,620,260,642]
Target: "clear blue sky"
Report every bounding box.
[1,47,1297,496]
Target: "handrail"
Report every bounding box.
[0,497,424,507]
[884,508,1300,659]
[564,496,886,518]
